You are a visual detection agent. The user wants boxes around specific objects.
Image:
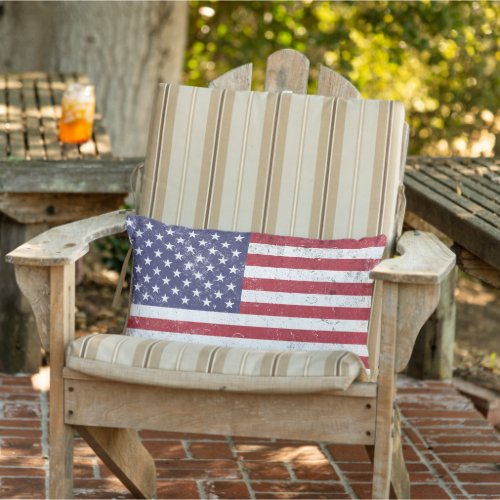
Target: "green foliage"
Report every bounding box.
[185,1,499,156]
[93,235,130,274]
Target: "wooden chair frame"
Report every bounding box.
[7,50,455,499]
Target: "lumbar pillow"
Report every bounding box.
[125,215,386,370]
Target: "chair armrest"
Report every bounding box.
[370,230,455,285]
[6,209,132,266]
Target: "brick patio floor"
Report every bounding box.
[0,372,499,499]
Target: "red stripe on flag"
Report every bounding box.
[245,253,380,271]
[240,302,371,320]
[127,316,368,345]
[242,277,373,296]
[250,232,387,249]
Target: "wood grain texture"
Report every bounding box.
[6,210,129,265]
[265,49,310,94]
[390,407,410,499]
[395,282,441,373]
[75,426,156,499]
[0,192,127,225]
[0,216,46,373]
[407,268,457,380]
[49,264,75,499]
[454,245,500,288]
[317,65,360,99]
[371,230,455,284]
[0,2,188,156]
[0,75,7,157]
[0,158,139,193]
[372,282,398,499]
[64,375,376,445]
[14,265,50,351]
[209,63,252,91]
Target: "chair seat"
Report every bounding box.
[66,333,367,393]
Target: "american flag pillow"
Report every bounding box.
[125,215,386,369]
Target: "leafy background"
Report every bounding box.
[184,0,499,157]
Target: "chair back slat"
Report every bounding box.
[209,63,252,91]
[264,49,310,94]
[317,65,360,99]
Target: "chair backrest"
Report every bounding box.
[140,85,405,242]
[137,82,406,378]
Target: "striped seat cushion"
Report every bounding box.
[66,334,367,393]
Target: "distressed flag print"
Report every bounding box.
[125,215,387,369]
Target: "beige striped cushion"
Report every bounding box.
[139,85,407,379]
[140,84,405,242]
[66,334,367,393]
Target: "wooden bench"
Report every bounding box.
[0,72,136,373]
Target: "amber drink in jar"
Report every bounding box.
[59,83,95,144]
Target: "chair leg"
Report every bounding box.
[389,407,410,499]
[371,282,399,499]
[49,264,76,499]
[368,407,410,499]
[49,420,74,498]
[76,426,157,499]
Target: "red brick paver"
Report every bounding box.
[0,373,499,499]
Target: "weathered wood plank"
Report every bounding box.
[372,282,398,499]
[395,282,441,373]
[0,192,127,224]
[75,426,156,499]
[434,165,500,211]
[0,158,140,193]
[317,65,360,99]
[371,230,455,284]
[0,75,9,157]
[407,267,457,380]
[49,264,75,499]
[265,49,309,94]
[209,63,252,91]
[20,74,46,159]
[14,265,50,351]
[390,407,410,499]
[404,173,500,270]
[64,375,376,445]
[6,74,25,158]
[63,368,377,398]
[454,245,500,288]
[410,164,500,225]
[448,157,500,194]
[6,209,129,265]
[36,74,63,160]
[0,216,45,373]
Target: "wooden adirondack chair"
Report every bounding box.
[7,50,455,499]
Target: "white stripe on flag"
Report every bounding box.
[244,266,372,283]
[127,328,370,357]
[130,304,368,332]
[248,242,385,259]
[240,289,372,308]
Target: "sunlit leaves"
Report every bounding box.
[185,1,499,156]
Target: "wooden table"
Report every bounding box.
[405,156,500,287]
[0,72,137,373]
[404,156,499,380]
